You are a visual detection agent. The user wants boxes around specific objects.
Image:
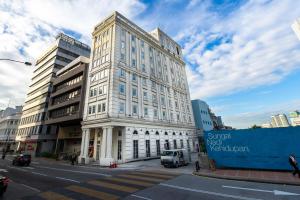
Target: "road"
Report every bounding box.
[0,156,299,200]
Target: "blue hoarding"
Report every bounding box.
[204,126,300,170]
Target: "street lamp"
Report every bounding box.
[0,58,32,66]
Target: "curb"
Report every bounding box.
[193,172,300,186]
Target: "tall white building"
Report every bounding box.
[0,106,22,151]
[16,33,90,155]
[271,114,290,128]
[292,19,300,41]
[79,12,197,166]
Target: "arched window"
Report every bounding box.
[179,132,182,136]
[164,132,168,135]
[133,130,138,135]
[156,131,159,135]
[145,131,150,135]
[173,132,176,136]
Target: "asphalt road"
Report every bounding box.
[0,156,300,200]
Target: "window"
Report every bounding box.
[144,107,148,116]
[119,102,125,113]
[117,140,122,160]
[142,77,147,85]
[141,40,144,48]
[132,73,137,82]
[164,132,168,135]
[141,51,145,59]
[119,83,125,95]
[145,131,150,135]
[132,88,137,97]
[156,140,161,156]
[164,140,170,150]
[90,88,97,97]
[99,86,103,95]
[132,59,136,67]
[88,106,92,114]
[152,94,157,103]
[173,132,176,136]
[173,140,177,149]
[132,105,138,115]
[121,41,125,49]
[92,105,96,114]
[103,85,107,94]
[141,64,146,72]
[131,46,135,53]
[131,35,136,41]
[154,109,158,118]
[146,140,150,157]
[121,29,126,36]
[119,68,125,77]
[143,91,148,100]
[98,104,101,112]
[102,103,106,112]
[121,53,125,60]
[161,96,165,106]
[162,111,166,119]
[133,130,138,134]
[133,140,138,159]
[160,85,164,92]
[180,139,184,148]
[151,81,156,89]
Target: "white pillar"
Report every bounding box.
[99,126,114,166]
[78,129,86,164]
[93,130,98,160]
[84,129,90,164]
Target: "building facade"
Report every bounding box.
[45,56,89,155]
[271,114,290,128]
[0,106,22,152]
[16,33,90,155]
[191,99,213,132]
[79,12,197,166]
[289,111,300,127]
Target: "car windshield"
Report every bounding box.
[162,151,174,156]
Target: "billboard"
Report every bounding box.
[204,126,300,170]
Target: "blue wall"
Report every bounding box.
[204,126,300,170]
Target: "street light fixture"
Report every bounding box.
[0,58,32,66]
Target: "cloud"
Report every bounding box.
[0,0,145,109]
[179,0,300,99]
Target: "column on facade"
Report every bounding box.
[99,126,114,166]
[93,129,98,160]
[79,128,90,164]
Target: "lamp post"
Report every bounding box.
[0,58,32,66]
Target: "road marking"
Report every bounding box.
[7,165,28,172]
[55,176,80,183]
[88,180,139,193]
[118,174,166,182]
[0,169,8,172]
[160,183,263,200]
[32,161,39,164]
[24,166,35,169]
[32,172,48,176]
[6,158,12,161]
[107,177,154,187]
[131,172,174,179]
[39,191,74,200]
[20,183,41,192]
[222,185,300,196]
[66,185,119,200]
[131,194,153,200]
[36,166,111,177]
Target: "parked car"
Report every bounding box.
[12,154,31,166]
[161,149,190,168]
[0,176,8,195]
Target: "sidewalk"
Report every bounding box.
[193,168,300,186]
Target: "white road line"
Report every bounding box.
[20,183,41,192]
[159,183,263,200]
[36,166,111,177]
[24,166,35,170]
[0,169,8,172]
[32,172,48,176]
[55,176,80,183]
[131,194,153,200]
[6,159,12,161]
[7,166,28,172]
[31,161,39,164]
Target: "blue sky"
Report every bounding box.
[1,0,300,128]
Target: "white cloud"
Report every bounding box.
[0,0,145,109]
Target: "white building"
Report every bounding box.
[191,99,213,132]
[271,114,290,128]
[0,107,22,151]
[79,12,197,166]
[261,123,272,128]
[289,111,300,126]
[16,33,90,155]
[292,19,300,41]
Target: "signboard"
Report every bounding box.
[204,126,300,170]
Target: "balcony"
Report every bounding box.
[48,96,81,111]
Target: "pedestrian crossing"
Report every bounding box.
[31,170,180,200]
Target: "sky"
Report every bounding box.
[0,0,300,129]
